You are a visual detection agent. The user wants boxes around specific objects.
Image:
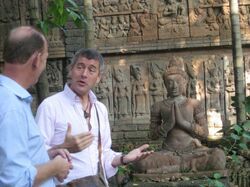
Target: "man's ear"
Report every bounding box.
[30,52,39,69]
[96,76,101,84]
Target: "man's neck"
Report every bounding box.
[3,63,32,89]
[74,91,90,109]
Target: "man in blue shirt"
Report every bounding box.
[0,26,72,186]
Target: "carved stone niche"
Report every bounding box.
[239,5,250,37]
[127,14,142,42]
[93,65,114,121]
[189,0,220,38]
[149,62,166,105]
[138,13,158,41]
[157,0,189,39]
[113,64,132,124]
[130,64,150,123]
[47,28,66,58]
[46,60,64,95]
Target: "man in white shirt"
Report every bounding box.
[35,48,152,186]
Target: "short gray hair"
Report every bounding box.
[69,48,105,75]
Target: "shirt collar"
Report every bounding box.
[0,74,32,103]
[64,84,97,104]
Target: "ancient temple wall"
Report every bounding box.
[96,49,250,147]
[1,0,250,147]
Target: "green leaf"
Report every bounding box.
[242,132,250,139]
[230,133,240,140]
[214,180,224,187]
[36,0,86,34]
[66,0,78,8]
[73,18,83,28]
[57,0,65,15]
[239,143,248,150]
[213,173,221,179]
[67,8,79,21]
[48,1,58,14]
[233,124,242,134]
[37,21,49,35]
[232,154,239,162]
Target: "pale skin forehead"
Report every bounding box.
[73,57,100,70]
[10,26,36,40]
[9,26,47,46]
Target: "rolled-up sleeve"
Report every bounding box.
[0,110,37,187]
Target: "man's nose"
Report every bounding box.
[81,68,88,77]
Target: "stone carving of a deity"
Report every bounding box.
[134,57,226,173]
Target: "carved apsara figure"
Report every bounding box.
[131,65,149,118]
[113,67,131,119]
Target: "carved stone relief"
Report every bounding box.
[130,64,150,122]
[149,62,166,105]
[46,60,64,94]
[93,0,250,47]
[0,0,22,55]
[245,56,250,94]
[239,5,250,36]
[189,57,205,102]
[139,13,157,41]
[158,0,189,39]
[0,0,20,23]
[205,56,224,112]
[223,56,236,125]
[217,5,231,40]
[189,1,220,37]
[113,65,132,122]
[185,60,198,98]
[127,14,142,42]
[0,0,65,59]
[94,65,114,121]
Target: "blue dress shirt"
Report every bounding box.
[0,75,54,187]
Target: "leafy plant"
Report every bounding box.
[200,173,225,187]
[37,0,86,34]
[221,96,250,163]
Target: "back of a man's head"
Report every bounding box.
[3,26,45,64]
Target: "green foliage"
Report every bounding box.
[221,121,250,163]
[118,164,133,175]
[37,0,86,34]
[221,96,250,163]
[200,173,225,187]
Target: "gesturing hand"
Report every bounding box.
[62,123,94,153]
[122,144,153,164]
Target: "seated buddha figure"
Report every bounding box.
[134,57,226,173]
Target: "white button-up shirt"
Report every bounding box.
[35,84,119,184]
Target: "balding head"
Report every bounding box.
[3,26,47,64]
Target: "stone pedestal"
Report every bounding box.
[125,170,230,187]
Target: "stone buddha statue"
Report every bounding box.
[134,57,226,173]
